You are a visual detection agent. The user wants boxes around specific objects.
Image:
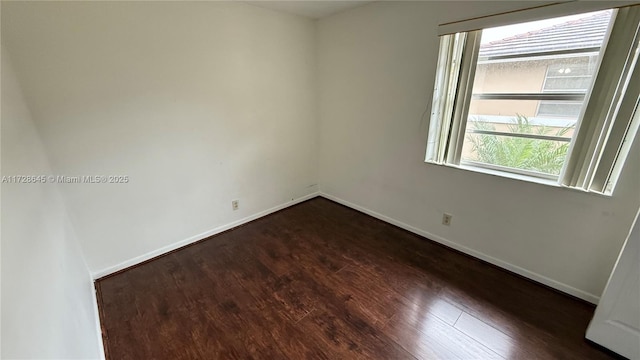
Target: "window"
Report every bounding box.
[538,63,599,118]
[426,5,640,194]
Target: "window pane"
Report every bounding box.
[462,133,570,176]
[542,58,600,91]
[468,99,579,129]
[537,102,583,117]
[547,63,596,78]
[464,99,574,176]
[462,9,613,177]
[543,77,592,91]
[473,54,602,95]
[473,60,549,94]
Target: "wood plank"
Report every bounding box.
[454,312,517,358]
[383,304,503,360]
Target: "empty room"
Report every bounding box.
[2,0,639,359]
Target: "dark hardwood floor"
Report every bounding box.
[96,197,617,359]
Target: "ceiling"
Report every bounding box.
[243,1,374,19]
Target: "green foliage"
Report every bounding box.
[466,114,571,175]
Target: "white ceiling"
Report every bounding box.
[243,1,373,19]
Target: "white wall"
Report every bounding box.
[2,1,319,275]
[1,51,102,359]
[317,1,640,302]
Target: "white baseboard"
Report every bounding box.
[91,192,320,279]
[319,192,600,304]
[90,280,106,360]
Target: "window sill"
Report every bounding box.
[456,163,560,187]
[425,160,612,197]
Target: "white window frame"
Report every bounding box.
[426,5,640,195]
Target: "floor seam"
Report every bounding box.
[294,308,316,324]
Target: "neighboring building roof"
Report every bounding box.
[479,10,612,58]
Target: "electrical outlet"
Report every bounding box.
[232,200,239,211]
[442,213,452,226]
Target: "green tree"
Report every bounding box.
[466,114,571,175]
